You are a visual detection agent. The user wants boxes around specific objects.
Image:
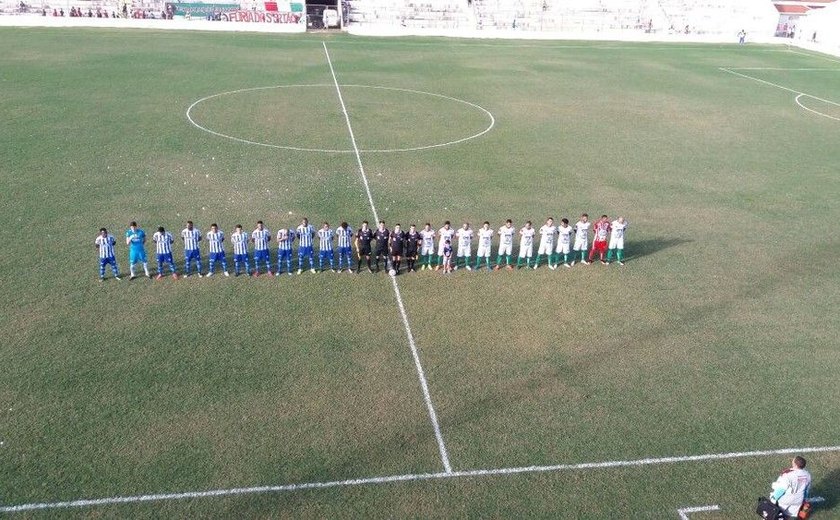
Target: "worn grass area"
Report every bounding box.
[1,28,839,517]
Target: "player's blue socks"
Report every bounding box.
[236,258,250,276]
[99,259,119,279]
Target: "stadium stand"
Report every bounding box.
[347,0,778,34]
[656,0,778,35]
[795,0,840,50]
[348,0,473,29]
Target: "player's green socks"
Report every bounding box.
[607,249,614,261]
[580,251,586,262]
[506,255,511,265]
[496,255,502,266]
[563,254,569,264]
[533,256,540,268]
[516,257,522,267]
[617,249,624,262]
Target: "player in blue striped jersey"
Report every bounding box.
[251,221,272,276]
[231,224,250,276]
[275,226,295,276]
[296,218,316,274]
[205,223,229,277]
[181,220,203,277]
[317,222,335,272]
[153,226,178,279]
[94,228,121,281]
[335,222,354,273]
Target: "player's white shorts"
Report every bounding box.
[556,242,570,255]
[573,237,588,251]
[421,244,434,255]
[476,244,491,257]
[457,244,471,257]
[518,243,533,258]
[608,237,624,250]
[437,243,447,256]
[498,243,512,256]
[538,242,553,255]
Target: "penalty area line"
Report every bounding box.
[4,444,840,513]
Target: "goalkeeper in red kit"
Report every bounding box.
[589,214,610,264]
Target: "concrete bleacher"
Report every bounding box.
[657,0,778,35]
[348,0,473,29]
[346,0,779,36]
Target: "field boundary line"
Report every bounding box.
[322,41,453,474]
[719,67,840,108]
[4,444,839,513]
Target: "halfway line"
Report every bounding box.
[4,444,839,513]
[321,41,453,474]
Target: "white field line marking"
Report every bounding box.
[719,67,840,108]
[787,47,840,65]
[185,84,495,154]
[810,496,826,503]
[331,38,797,52]
[4,445,840,513]
[322,41,452,474]
[677,505,720,519]
[727,67,840,71]
[795,94,840,122]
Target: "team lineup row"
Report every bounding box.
[93,214,629,280]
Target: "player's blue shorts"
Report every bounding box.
[185,249,200,261]
[100,257,117,268]
[129,248,147,264]
[234,253,248,263]
[298,246,313,257]
[209,252,225,262]
[254,249,270,262]
[319,250,333,260]
[278,249,292,261]
[156,253,173,264]
[338,246,351,256]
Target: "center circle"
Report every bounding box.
[186,84,495,153]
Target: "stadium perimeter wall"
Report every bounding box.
[0,13,837,58]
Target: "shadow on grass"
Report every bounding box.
[627,237,693,261]
[813,467,840,512]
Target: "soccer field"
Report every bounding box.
[1,28,839,518]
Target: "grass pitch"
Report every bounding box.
[1,29,839,518]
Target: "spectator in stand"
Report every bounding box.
[59,8,64,16]
[52,8,57,15]
[738,29,746,44]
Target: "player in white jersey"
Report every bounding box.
[95,227,120,281]
[455,222,474,271]
[152,226,178,279]
[205,223,229,277]
[494,219,515,270]
[275,226,295,276]
[571,213,591,266]
[555,218,574,268]
[296,218,316,274]
[317,222,335,272]
[436,221,455,271]
[419,223,435,270]
[516,221,536,268]
[769,456,812,518]
[231,224,250,276]
[181,220,202,277]
[535,217,557,269]
[251,220,272,276]
[335,222,353,273]
[606,216,628,265]
[474,221,494,271]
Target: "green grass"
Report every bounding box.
[1,29,839,518]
